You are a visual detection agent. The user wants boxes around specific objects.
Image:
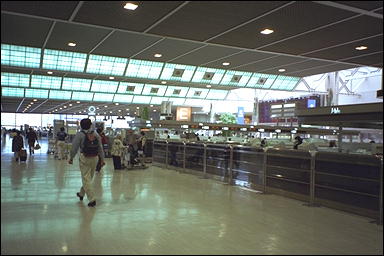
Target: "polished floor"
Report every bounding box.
[1,135,383,255]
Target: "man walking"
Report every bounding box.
[68,118,105,207]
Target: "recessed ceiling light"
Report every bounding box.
[150,105,153,107]
[355,46,368,50]
[110,111,113,113]
[136,106,139,109]
[222,62,230,66]
[63,106,67,108]
[153,109,157,112]
[161,81,167,84]
[55,109,58,111]
[96,107,100,109]
[206,85,212,88]
[115,103,119,105]
[47,71,53,75]
[124,2,138,10]
[105,105,108,108]
[260,28,274,35]
[69,104,72,106]
[33,99,37,102]
[154,53,162,58]
[68,42,76,47]
[60,107,63,110]
[126,108,129,111]
[118,110,122,112]
[109,76,115,80]
[278,69,286,72]
[134,112,137,114]
[30,102,34,105]
[76,101,81,103]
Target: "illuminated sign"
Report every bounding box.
[176,107,191,121]
[88,106,96,115]
[330,107,341,114]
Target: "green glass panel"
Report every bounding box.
[1,44,41,68]
[86,54,127,76]
[43,49,86,72]
[62,77,92,91]
[49,90,72,100]
[125,59,163,79]
[31,75,62,89]
[1,72,30,87]
[2,87,25,97]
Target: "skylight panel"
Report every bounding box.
[91,80,118,93]
[270,76,300,90]
[62,77,92,91]
[164,86,189,97]
[206,89,228,100]
[25,88,49,98]
[246,73,277,89]
[132,95,151,104]
[125,59,163,79]
[117,82,144,94]
[142,84,167,96]
[150,96,169,105]
[168,97,185,106]
[49,90,72,100]
[1,72,30,87]
[31,75,62,89]
[220,70,252,87]
[186,88,209,98]
[93,93,114,102]
[113,94,133,103]
[43,49,87,72]
[86,54,128,76]
[2,87,25,97]
[191,67,226,84]
[160,63,196,82]
[71,91,94,101]
[1,44,41,68]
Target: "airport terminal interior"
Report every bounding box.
[1,1,383,255]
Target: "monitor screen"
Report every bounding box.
[307,99,316,108]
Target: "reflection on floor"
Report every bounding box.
[1,136,383,255]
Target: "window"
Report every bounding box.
[1,72,30,87]
[117,82,144,94]
[43,49,87,72]
[62,77,92,91]
[91,80,118,93]
[125,59,163,79]
[1,44,41,68]
[2,87,25,97]
[191,67,225,84]
[86,54,127,76]
[31,75,62,89]
[160,63,196,82]
[220,70,252,87]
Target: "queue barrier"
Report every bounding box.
[151,140,383,224]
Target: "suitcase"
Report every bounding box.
[19,149,27,161]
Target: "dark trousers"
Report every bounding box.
[96,156,102,172]
[112,155,122,169]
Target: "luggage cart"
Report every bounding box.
[47,139,56,155]
[123,145,147,170]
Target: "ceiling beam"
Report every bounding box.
[143,1,190,33]
[1,9,373,69]
[255,13,362,51]
[129,38,165,58]
[312,1,383,19]
[69,1,84,22]
[15,98,25,113]
[88,29,116,54]
[204,1,296,42]
[30,99,49,112]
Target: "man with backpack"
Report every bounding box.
[56,127,68,160]
[68,118,105,207]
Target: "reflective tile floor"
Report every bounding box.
[1,136,383,255]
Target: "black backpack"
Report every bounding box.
[82,131,99,157]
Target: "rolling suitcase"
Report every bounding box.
[19,149,27,161]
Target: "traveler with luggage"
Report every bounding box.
[68,118,105,207]
[111,135,124,170]
[12,130,25,162]
[56,127,68,160]
[26,127,38,155]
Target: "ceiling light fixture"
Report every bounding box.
[115,103,119,105]
[69,104,72,106]
[124,2,138,10]
[153,109,157,112]
[222,62,230,66]
[150,105,153,107]
[161,81,167,84]
[33,99,37,101]
[68,42,76,47]
[154,53,162,58]
[206,85,212,88]
[76,101,81,103]
[109,76,115,80]
[355,46,368,50]
[278,69,286,72]
[30,102,34,105]
[47,71,53,75]
[105,105,108,108]
[260,28,274,35]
